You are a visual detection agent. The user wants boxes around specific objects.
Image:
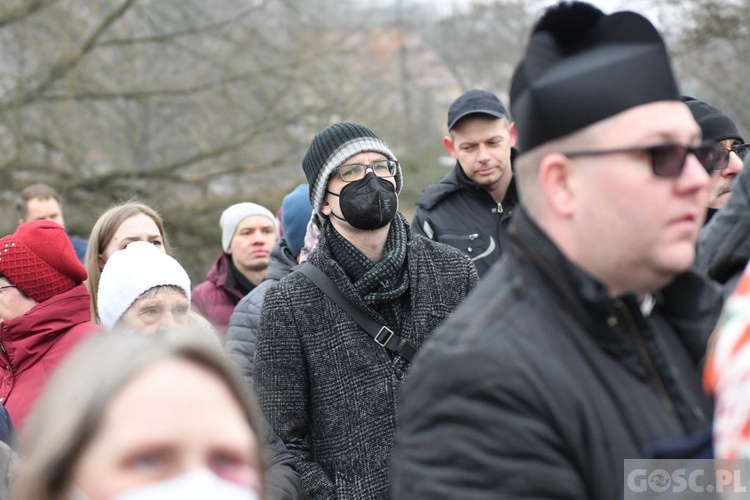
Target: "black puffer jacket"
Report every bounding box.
[412,153,518,278]
[697,161,750,295]
[392,209,722,500]
[226,239,298,386]
[255,216,478,499]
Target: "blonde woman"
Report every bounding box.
[14,331,263,500]
[84,201,171,323]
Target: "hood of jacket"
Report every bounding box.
[1,283,98,371]
[265,239,298,282]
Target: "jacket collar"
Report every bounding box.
[509,209,665,366]
[454,148,519,206]
[2,284,96,365]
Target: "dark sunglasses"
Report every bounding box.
[715,143,750,171]
[563,143,721,177]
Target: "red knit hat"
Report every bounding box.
[0,220,88,303]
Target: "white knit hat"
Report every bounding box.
[219,202,278,252]
[97,241,191,331]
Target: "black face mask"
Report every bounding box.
[327,173,398,230]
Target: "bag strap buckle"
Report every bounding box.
[374,326,395,347]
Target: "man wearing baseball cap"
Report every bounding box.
[0,221,99,429]
[412,89,518,278]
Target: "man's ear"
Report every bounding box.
[538,153,579,218]
[507,122,517,148]
[442,136,458,159]
[320,197,332,217]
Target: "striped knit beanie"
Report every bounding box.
[302,122,402,217]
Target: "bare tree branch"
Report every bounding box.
[4,0,138,109]
[0,0,59,28]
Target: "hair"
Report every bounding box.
[13,330,263,500]
[514,121,605,216]
[85,201,171,322]
[16,184,62,221]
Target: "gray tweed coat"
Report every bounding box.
[254,224,478,499]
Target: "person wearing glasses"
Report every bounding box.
[0,221,99,431]
[254,122,478,499]
[683,96,746,222]
[412,89,518,278]
[391,3,723,499]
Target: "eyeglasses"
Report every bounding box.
[335,160,398,182]
[562,143,721,178]
[714,143,750,171]
[0,285,16,293]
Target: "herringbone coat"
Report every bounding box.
[255,226,478,499]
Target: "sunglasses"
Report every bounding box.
[715,143,750,170]
[562,143,721,177]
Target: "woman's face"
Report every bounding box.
[70,358,261,499]
[99,213,165,269]
[117,287,190,334]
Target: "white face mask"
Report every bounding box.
[70,469,259,500]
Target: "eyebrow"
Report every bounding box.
[121,235,161,244]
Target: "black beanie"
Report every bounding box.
[683,96,743,144]
[302,122,401,217]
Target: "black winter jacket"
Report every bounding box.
[226,239,298,386]
[412,155,518,278]
[697,164,750,295]
[255,219,478,499]
[392,209,722,500]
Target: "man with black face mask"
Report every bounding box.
[254,122,478,499]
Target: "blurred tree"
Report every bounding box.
[664,0,750,134]
[420,0,534,99]
[0,0,364,279]
[10,0,730,284]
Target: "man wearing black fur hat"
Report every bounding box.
[392,3,724,498]
[254,122,478,499]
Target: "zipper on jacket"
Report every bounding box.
[614,300,675,416]
[497,202,504,214]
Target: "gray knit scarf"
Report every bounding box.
[323,213,410,328]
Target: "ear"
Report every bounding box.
[442,136,458,159]
[538,153,579,218]
[320,197,332,217]
[507,122,517,148]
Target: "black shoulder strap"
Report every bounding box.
[298,262,416,362]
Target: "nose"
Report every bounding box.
[722,151,744,176]
[477,144,491,163]
[678,153,710,193]
[156,311,181,333]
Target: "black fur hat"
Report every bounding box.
[510,2,680,152]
